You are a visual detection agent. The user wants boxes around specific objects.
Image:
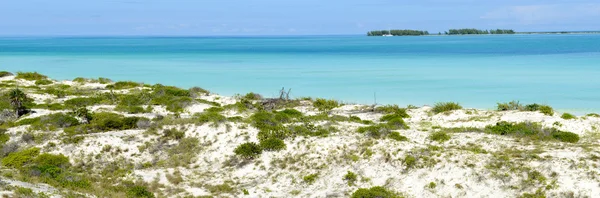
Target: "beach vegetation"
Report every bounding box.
[587,113,600,117]
[497,101,523,111]
[389,132,408,141]
[126,185,155,198]
[234,142,262,159]
[561,113,576,120]
[15,72,48,81]
[351,186,400,198]
[0,71,13,77]
[313,98,339,111]
[432,102,462,114]
[73,77,113,84]
[429,131,451,143]
[7,88,33,117]
[259,137,286,151]
[35,79,53,85]
[446,29,515,35]
[376,105,410,118]
[485,121,579,143]
[243,92,263,100]
[106,81,140,89]
[343,171,358,186]
[302,173,318,184]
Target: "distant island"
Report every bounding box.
[368,29,600,36]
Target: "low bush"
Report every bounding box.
[126,185,155,198]
[64,97,105,108]
[485,121,579,143]
[587,113,600,117]
[523,103,554,116]
[432,102,462,114]
[196,111,227,126]
[15,72,47,81]
[90,112,146,131]
[351,186,400,198]
[388,132,408,141]
[259,138,286,151]
[403,155,417,169]
[243,92,263,100]
[106,81,140,89]
[313,98,339,111]
[162,128,185,140]
[497,101,523,111]
[429,131,451,143]
[35,79,53,85]
[357,124,393,138]
[0,71,13,77]
[375,105,409,118]
[1,147,40,168]
[561,113,576,120]
[234,142,262,159]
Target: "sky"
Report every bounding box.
[1,0,599,36]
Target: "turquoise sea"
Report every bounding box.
[1,35,600,113]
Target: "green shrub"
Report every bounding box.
[64,97,104,108]
[403,155,417,169]
[153,85,191,97]
[0,71,13,77]
[30,113,80,130]
[16,72,47,81]
[524,103,541,111]
[313,98,339,111]
[196,111,227,126]
[587,113,600,117]
[351,186,400,198]
[278,109,303,118]
[259,138,286,151]
[375,105,409,117]
[162,128,185,140]
[90,112,144,131]
[14,187,35,196]
[35,79,53,85]
[357,124,393,138]
[539,105,554,116]
[343,171,358,186]
[243,92,263,100]
[189,86,210,95]
[107,81,140,89]
[561,113,576,120]
[432,102,462,114]
[485,121,579,143]
[234,142,262,159]
[126,186,155,198]
[551,131,580,143]
[497,101,523,111]
[303,173,318,184]
[389,132,408,141]
[2,147,40,168]
[429,131,451,142]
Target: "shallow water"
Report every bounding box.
[1,35,600,113]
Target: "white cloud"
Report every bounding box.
[481,3,600,24]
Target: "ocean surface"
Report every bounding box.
[1,35,600,113]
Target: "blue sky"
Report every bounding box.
[1,0,599,35]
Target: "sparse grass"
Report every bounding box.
[389,132,408,141]
[259,138,286,151]
[432,102,462,114]
[485,121,579,143]
[428,131,451,143]
[561,113,576,120]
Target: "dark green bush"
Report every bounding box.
[376,105,409,118]
[35,79,53,85]
[1,147,40,168]
[0,71,13,77]
[278,109,303,118]
[153,85,191,97]
[524,104,554,116]
[303,173,318,184]
[351,186,400,198]
[15,72,47,81]
[234,142,262,159]
[357,124,393,138]
[389,132,408,141]
[429,131,451,142]
[561,113,576,120]
[36,113,80,129]
[106,81,140,89]
[432,102,462,114]
[126,186,155,198]
[313,98,339,111]
[163,128,185,140]
[243,92,263,100]
[524,103,541,111]
[259,138,286,151]
[587,113,600,117]
[551,131,580,143]
[196,111,227,125]
[344,171,358,186]
[89,112,144,131]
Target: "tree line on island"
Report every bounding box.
[367,28,515,36]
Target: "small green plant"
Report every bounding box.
[429,131,451,143]
[485,121,579,143]
[16,72,47,81]
[403,155,417,169]
[432,102,462,114]
[343,171,358,186]
[234,142,262,159]
[388,132,408,141]
[561,113,576,120]
[313,98,339,111]
[126,185,155,198]
[375,105,409,118]
[243,92,263,100]
[259,138,286,151]
[35,79,53,85]
[303,173,318,184]
[426,182,437,189]
[551,131,580,143]
[538,105,554,116]
[351,186,400,198]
